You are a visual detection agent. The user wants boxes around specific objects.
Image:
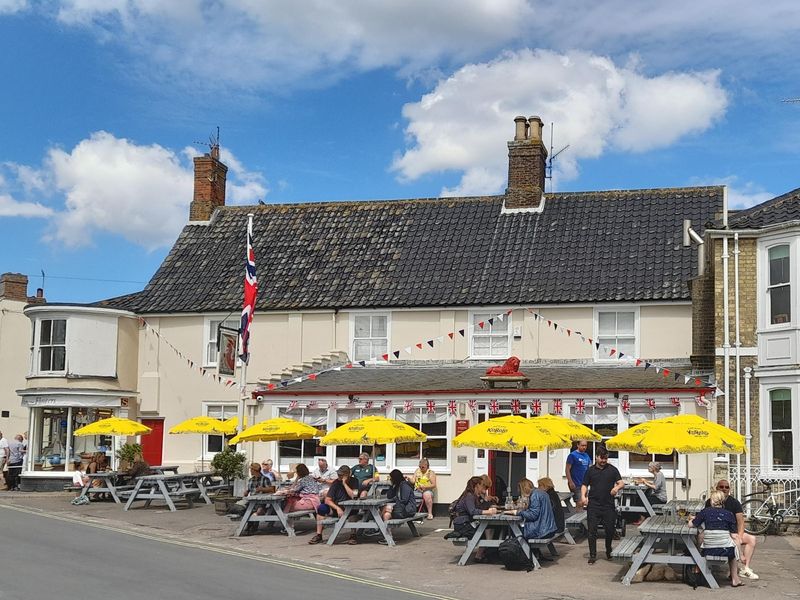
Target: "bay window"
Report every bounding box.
[769,389,793,467]
[37,318,67,373]
[767,245,791,325]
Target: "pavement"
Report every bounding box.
[1,490,799,600]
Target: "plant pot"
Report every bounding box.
[214,494,241,515]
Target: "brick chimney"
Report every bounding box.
[504,115,548,210]
[189,144,228,222]
[0,273,44,303]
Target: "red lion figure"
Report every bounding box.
[485,356,525,377]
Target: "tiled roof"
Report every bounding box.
[727,187,800,229]
[262,363,704,395]
[104,186,722,313]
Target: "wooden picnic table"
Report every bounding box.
[77,471,128,504]
[150,465,180,475]
[122,473,212,511]
[327,498,421,547]
[661,498,706,516]
[621,515,719,588]
[618,484,656,517]
[454,514,532,567]
[234,493,315,537]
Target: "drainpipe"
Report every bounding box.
[722,187,730,431]
[744,367,752,497]
[734,232,742,499]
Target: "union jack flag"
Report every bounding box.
[468,398,477,413]
[552,399,562,415]
[403,400,414,413]
[646,398,656,410]
[531,399,542,415]
[426,400,436,413]
[287,400,298,411]
[364,400,374,410]
[307,400,318,410]
[328,400,338,410]
[671,396,681,407]
[510,399,520,415]
[382,399,393,411]
[239,215,257,363]
[575,398,585,414]
[489,399,499,414]
[621,398,631,413]
[597,398,608,409]
[448,400,457,415]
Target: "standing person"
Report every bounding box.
[565,440,591,508]
[580,448,623,564]
[411,458,437,519]
[308,465,358,545]
[0,431,8,488]
[692,490,743,587]
[705,479,759,580]
[5,434,25,491]
[351,452,377,498]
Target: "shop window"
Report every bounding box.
[395,408,449,468]
[332,408,386,466]
[470,312,511,358]
[205,318,239,366]
[627,405,680,471]
[276,408,327,470]
[595,310,636,360]
[37,318,67,373]
[769,389,793,467]
[768,245,791,325]
[573,406,619,460]
[352,314,389,362]
[203,404,238,455]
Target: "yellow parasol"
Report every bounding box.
[606,414,745,498]
[74,417,151,437]
[453,415,571,497]
[229,417,323,445]
[320,415,426,446]
[222,416,246,434]
[169,416,230,435]
[531,414,602,442]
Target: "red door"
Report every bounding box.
[141,418,164,466]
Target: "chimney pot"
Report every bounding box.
[36,288,44,298]
[0,273,29,302]
[528,116,543,142]
[514,116,528,141]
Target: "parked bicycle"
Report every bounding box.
[741,479,800,535]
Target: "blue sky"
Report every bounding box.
[1,1,798,303]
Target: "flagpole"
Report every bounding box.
[237,213,256,461]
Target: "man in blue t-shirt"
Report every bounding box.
[565,440,591,506]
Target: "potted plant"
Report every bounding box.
[115,442,142,471]
[210,447,247,514]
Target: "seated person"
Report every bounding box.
[312,457,338,499]
[691,490,742,587]
[308,465,358,545]
[71,459,89,488]
[351,452,377,498]
[478,474,499,508]
[260,459,281,483]
[636,461,668,506]
[450,476,498,562]
[537,477,565,534]
[506,478,557,541]
[382,469,418,522]
[278,463,323,513]
[241,463,273,534]
[411,458,437,519]
[86,452,108,474]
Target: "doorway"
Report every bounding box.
[140,418,164,466]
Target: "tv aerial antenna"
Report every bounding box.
[193,126,221,156]
[545,122,569,193]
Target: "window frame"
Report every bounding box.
[275,407,327,471]
[393,406,450,469]
[203,316,240,367]
[349,312,391,363]
[766,387,795,469]
[201,402,239,458]
[765,243,792,327]
[32,317,68,375]
[469,311,513,359]
[593,306,639,362]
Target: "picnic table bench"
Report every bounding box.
[234,493,316,537]
[618,484,656,517]
[121,473,210,511]
[327,498,424,547]
[452,514,541,568]
[560,510,588,544]
[525,534,559,562]
[660,499,705,516]
[150,465,180,475]
[76,471,134,504]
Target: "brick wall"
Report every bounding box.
[189,153,228,222]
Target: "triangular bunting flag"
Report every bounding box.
[404,347,412,355]
[609,349,616,357]
[644,362,651,370]
[553,323,558,331]
[497,314,504,322]
[506,309,512,315]
[684,375,691,385]
[655,367,661,374]
[393,350,401,359]
[358,360,366,367]
[619,352,625,359]
[293,377,302,383]
[458,329,465,337]
[595,342,600,350]
[308,373,317,380]
[674,372,681,381]
[436,336,444,343]
[566,329,571,336]
[448,332,454,339]
[478,321,485,329]
[333,366,342,371]
[635,359,642,367]
[488,318,494,326]
[427,340,434,347]
[416,343,423,350]
[381,353,389,362]
[662,368,670,377]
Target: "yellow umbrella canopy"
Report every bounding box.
[532,414,602,441]
[452,415,571,453]
[74,417,151,437]
[229,417,323,445]
[222,416,246,434]
[606,414,745,455]
[320,415,426,446]
[168,416,230,435]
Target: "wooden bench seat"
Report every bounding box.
[611,535,644,560]
[449,537,469,546]
[526,535,559,559]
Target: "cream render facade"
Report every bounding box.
[0,290,33,444]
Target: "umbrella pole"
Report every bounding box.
[672,450,677,500]
[546,446,550,478]
[507,451,513,501]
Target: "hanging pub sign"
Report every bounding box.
[217,326,239,376]
[455,419,470,436]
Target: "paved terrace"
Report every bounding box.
[1,491,798,600]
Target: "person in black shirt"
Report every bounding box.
[308,465,357,545]
[580,448,623,564]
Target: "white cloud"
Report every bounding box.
[0,132,270,250]
[0,193,53,217]
[0,0,27,14]
[52,0,533,89]
[393,50,727,195]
